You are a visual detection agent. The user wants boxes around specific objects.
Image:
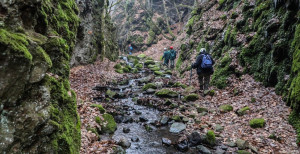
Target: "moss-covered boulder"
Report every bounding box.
[219,104,233,113]
[106,90,116,98]
[165,70,173,75]
[115,69,124,74]
[145,60,155,65]
[172,115,182,122]
[197,107,208,113]
[154,71,164,76]
[122,67,130,73]
[150,67,160,71]
[155,89,178,98]
[95,114,117,134]
[249,118,265,128]
[205,130,216,146]
[114,64,122,69]
[143,83,157,91]
[132,68,138,73]
[237,106,250,116]
[183,93,199,101]
[173,82,187,89]
[204,89,215,96]
[137,54,146,59]
[135,63,143,69]
[90,104,106,114]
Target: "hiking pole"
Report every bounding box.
[189,66,192,86]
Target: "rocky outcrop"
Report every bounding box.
[176,0,300,143]
[111,0,194,52]
[71,0,119,66]
[0,0,80,153]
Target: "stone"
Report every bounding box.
[154,82,164,88]
[123,127,130,133]
[237,150,251,154]
[197,107,208,113]
[139,116,148,122]
[117,137,131,149]
[145,88,156,94]
[95,114,117,134]
[176,140,189,152]
[131,136,139,142]
[169,123,186,133]
[114,115,124,123]
[249,118,265,128]
[215,147,225,154]
[237,106,250,116]
[142,83,157,91]
[171,115,181,122]
[219,104,233,113]
[204,89,215,96]
[162,138,172,146]
[106,89,117,98]
[123,116,133,123]
[215,124,224,132]
[154,71,164,76]
[197,145,211,154]
[226,142,237,147]
[155,89,178,98]
[182,117,189,123]
[183,93,199,101]
[160,116,169,125]
[188,132,202,146]
[134,111,142,115]
[249,144,259,153]
[235,139,249,150]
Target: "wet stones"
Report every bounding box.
[188,132,203,146]
[117,137,131,149]
[123,127,130,133]
[139,116,148,122]
[131,136,140,142]
[162,138,172,146]
[169,122,186,133]
[176,140,189,152]
[160,116,169,125]
[197,145,212,154]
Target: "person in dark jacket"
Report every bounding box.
[169,46,176,68]
[192,48,215,91]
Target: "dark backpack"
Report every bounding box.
[201,54,213,69]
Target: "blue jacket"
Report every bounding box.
[169,50,176,60]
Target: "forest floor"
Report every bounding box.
[70,52,299,153]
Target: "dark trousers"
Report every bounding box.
[198,74,211,90]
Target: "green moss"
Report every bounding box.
[143,83,157,91]
[122,67,130,73]
[145,60,155,65]
[204,89,215,96]
[134,63,143,69]
[90,104,106,114]
[35,46,52,67]
[155,89,178,98]
[219,0,226,5]
[95,114,117,134]
[237,150,251,154]
[172,115,181,122]
[206,130,216,146]
[197,107,208,113]
[211,53,232,89]
[165,70,172,75]
[106,90,116,98]
[249,118,265,128]
[114,64,122,69]
[137,54,146,59]
[219,104,233,113]
[220,14,227,20]
[115,69,124,74]
[173,82,187,89]
[251,97,256,103]
[0,29,32,61]
[183,93,199,101]
[150,67,160,71]
[44,75,81,153]
[154,71,164,76]
[237,106,250,116]
[132,68,138,73]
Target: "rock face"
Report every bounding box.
[111,0,195,51]
[0,0,80,153]
[71,0,119,66]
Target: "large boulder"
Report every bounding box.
[169,122,186,133]
[95,114,117,134]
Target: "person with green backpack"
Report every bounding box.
[191,48,215,92]
[169,46,176,68]
[162,48,171,68]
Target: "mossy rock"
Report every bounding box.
[249,118,265,128]
[183,93,199,101]
[122,67,130,73]
[165,70,172,75]
[95,114,117,134]
[155,89,178,98]
[143,83,157,91]
[237,106,250,116]
[114,64,122,69]
[154,71,164,76]
[137,54,146,59]
[204,89,215,96]
[172,115,182,122]
[173,82,187,89]
[115,69,124,74]
[106,90,116,98]
[135,63,143,69]
[145,60,155,65]
[205,130,216,146]
[237,150,251,154]
[219,104,233,113]
[90,104,106,114]
[132,68,138,73]
[150,67,160,71]
[197,107,208,113]
[147,64,156,68]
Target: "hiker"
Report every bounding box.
[162,48,171,68]
[191,48,215,91]
[128,44,133,55]
[169,46,176,68]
